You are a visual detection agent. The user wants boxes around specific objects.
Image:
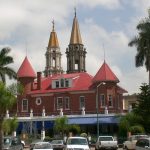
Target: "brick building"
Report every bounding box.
[16,12,127,123]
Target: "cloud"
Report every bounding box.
[78,0,121,9]
[0,0,149,95]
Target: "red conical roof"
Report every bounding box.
[17,56,36,78]
[93,61,119,83]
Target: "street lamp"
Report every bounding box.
[96,82,106,139]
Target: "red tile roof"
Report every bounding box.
[92,61,119,83]
[29,72,93,94]
[17,56,36,78]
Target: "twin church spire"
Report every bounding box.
[44,20,63,77]
[44,11,86,76]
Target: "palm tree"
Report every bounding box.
[128,10,150,85]
[0,82,16,150]
[54,116,69,138]
[2,117,18,136]
[0,47,17,83]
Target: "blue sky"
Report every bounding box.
[0,0,150,94]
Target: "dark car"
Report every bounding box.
[136,137,150,150]
[51,140,64,150]
[3,136,23,150]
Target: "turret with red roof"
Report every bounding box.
[17,56,36,94]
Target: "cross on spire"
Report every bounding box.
[74,7,76,17]
[52,20,55,31]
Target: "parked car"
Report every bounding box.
[64,136,90,150]
[3,136,23,150]
[136,137,150,150]
[51,139,64,150]
[30,139,43,150]
[95,136,118,150]
[123,135,149,150]
[33,141,53,150]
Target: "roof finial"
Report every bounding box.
[25,40,28,57]
[74,7,76,17]
[52,20,55,31]
[103,43,106,62]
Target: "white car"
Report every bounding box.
[123,135,148,150]
[33,141,53,150]
[95,136,118,150]
[65,136,90,150]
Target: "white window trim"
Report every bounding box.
[57,97,63,110]
[108,94,113,108]
[100,94,105,108]
[79,96,85,110]
[22,99,28,112]
[36,97,42,105]
[64,97,70,110]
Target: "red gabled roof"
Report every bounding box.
[29,72,93,94]
[17,56,36,78]
[92,61,119,83]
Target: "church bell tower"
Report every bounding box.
[44,21,63,77]
[66,11,87,73]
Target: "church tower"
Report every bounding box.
[66,11,86,73]
[44,21,63,77]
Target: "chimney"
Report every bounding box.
[37,72,41,90]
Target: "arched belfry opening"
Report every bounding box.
[66,11,86,74]
[44,21,63,76]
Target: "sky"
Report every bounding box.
[0,0,150,95]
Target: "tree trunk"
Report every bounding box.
[149,70,150,85]
[0,117,4,150]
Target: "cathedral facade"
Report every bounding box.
[16,12,127,118]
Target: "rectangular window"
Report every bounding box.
[108,95,113,107]
[56,81,59,88]
[64,97,70,109]
[100,94,105,107]
[79,96,85,109]
[65,80,69,87]
[22,99,28,112]
[61,79,64,87]
[57,97,63,110]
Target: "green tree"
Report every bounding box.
[0,82,16,150]
[2,117,18,136]
[0,47,17,83]
[68,124,80,136]
[119,112,144,137]
[133,83,150,133]
[54,116,81,138]
[54,116,69,138]
[128,10,150,85]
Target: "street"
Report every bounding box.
[23,147,123,150]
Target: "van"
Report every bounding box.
[136,137,150,150]
[3,136,23,150]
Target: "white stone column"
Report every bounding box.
[42,108,45,117]
[81,107,85,115]
[104,106,108,114]
[41,129,45,141]
[30,109,33,118]
[60,108,63,116]
[6,110,9,118]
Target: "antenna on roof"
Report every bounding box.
[103,43,106,62]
